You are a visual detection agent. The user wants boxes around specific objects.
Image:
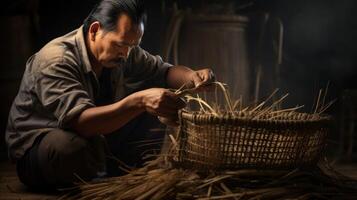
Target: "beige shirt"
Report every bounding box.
[6,26,171,161]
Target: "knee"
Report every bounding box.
[37,129,105,185]
[40,129,88,159]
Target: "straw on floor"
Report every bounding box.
[60,82,357,200]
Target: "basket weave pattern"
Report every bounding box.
[175,111,331,171]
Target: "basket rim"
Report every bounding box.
[180,110,332,127]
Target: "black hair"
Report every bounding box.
[83,0,146,35]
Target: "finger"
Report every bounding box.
[191,72,204,88]
[205,70,215,84]
[162,98,186,110]
[155,98,184,116]
[209,70,216,81]
[165,92,187,109]
[194,69,214,88]
[199,71,210,83]
[147,99,178,116]
[200,69,215,84]
[194,73,214,92]
[172,97,186,108]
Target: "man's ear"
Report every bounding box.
[89,21,101,41]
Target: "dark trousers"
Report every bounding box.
[16,113,165,189]
[16,129,106,190]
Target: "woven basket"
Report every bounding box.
[174,110,331,171]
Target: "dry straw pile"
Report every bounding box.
[61,82,357,200]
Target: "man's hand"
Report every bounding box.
[71,88,186,137]
[167,66,216,90]
[189,68,215,88]
[139,88,186,119]
[139,88,186,126]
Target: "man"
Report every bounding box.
[5,0,214,190]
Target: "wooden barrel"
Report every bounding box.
[166,13,279,105]
[177,15,251,102]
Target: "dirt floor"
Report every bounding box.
[1,159,357,200]
[0,160,59,200]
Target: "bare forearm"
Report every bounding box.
[71,92,145,137]
[167,65,195,88]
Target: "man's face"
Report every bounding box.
[93,13,144,68]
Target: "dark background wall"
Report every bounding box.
[1,0,357,160]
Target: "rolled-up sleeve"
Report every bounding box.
[124,47,172,88]
[34,62,95,128]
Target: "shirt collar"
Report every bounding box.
[75,25,93,73]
